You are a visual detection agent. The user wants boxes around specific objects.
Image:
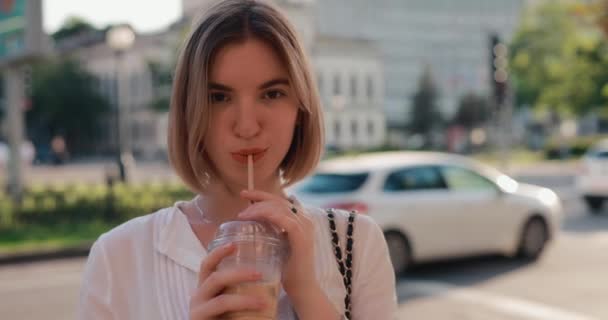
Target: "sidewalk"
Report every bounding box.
[397,297,527,320]
[0,243,92,265]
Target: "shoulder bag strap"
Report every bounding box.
[326,208,356,320]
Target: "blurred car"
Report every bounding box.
[291,151,563,274]
[576,139,608,214]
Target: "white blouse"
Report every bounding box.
[77,202,397,319]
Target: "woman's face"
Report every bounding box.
[205,37,299,190]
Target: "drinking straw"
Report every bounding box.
[248,154,254,191]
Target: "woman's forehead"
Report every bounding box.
[209,38,290,86]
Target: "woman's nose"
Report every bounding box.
[233,102,261,139]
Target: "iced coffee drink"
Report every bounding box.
[221,280,281,319]
[209,221,288,320]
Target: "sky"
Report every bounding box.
[43,0,183,34]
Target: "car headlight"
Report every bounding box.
[538,188,558,206]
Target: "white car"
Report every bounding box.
[577,139,608,214]
[292,151,563,274]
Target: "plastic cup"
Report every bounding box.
[208,221,288,320]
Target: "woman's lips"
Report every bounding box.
[231,150,267,164]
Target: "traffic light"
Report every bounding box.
[490,33,508,106]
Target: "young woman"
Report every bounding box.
[78,1,397,319]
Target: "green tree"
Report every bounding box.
[510,0,608,116]
[27,59,110,155]
[52,16,98,42]
[453,92,491,130]
[409,65,443,146]
[147,60,173,112]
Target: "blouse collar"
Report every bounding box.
[155,202,207,273]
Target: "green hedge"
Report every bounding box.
[0,182,194,231]
[544,135,608,159]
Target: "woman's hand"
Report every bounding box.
[189,243,267,320]
[239,190,340,319]
[238,190,315,295]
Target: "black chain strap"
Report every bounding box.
[326,208,356,320]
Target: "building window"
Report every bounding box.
[366,75,373,101]
[334,121,341,140]
[351,120,358,137]
[333,73,341,96]
[133,122,142,141]
[130,72,139,101]
[350,74,357,99]
[368,120,374,136]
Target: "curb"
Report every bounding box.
[0,243,92,265]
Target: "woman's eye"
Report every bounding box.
[210,92,229,103]
[263,90,285,100]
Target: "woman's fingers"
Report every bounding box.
[198,267,262,300]
[190,294,265,319]
[192,261,265,319]
[197,243,236,287]
[238,203,304,238]
[238,199,311,227]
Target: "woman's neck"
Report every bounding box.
[198,176,286,223]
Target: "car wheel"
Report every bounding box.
[384,231,411,275]
[584,196,604,214]
[518,217,548,260]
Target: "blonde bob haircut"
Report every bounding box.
[168,0,324,194]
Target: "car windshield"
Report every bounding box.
[296,172,369,194]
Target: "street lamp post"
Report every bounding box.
[106,25,135,182]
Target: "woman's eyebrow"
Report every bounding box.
[208,82,233,91]
[208,78,289,91]
[258,78,290,89]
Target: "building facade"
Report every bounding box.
[315,0,525,127]
[313,36,386,149]
[68,0,526,158]
[71,26,180,159]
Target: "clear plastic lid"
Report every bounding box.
[208,221,287,251]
